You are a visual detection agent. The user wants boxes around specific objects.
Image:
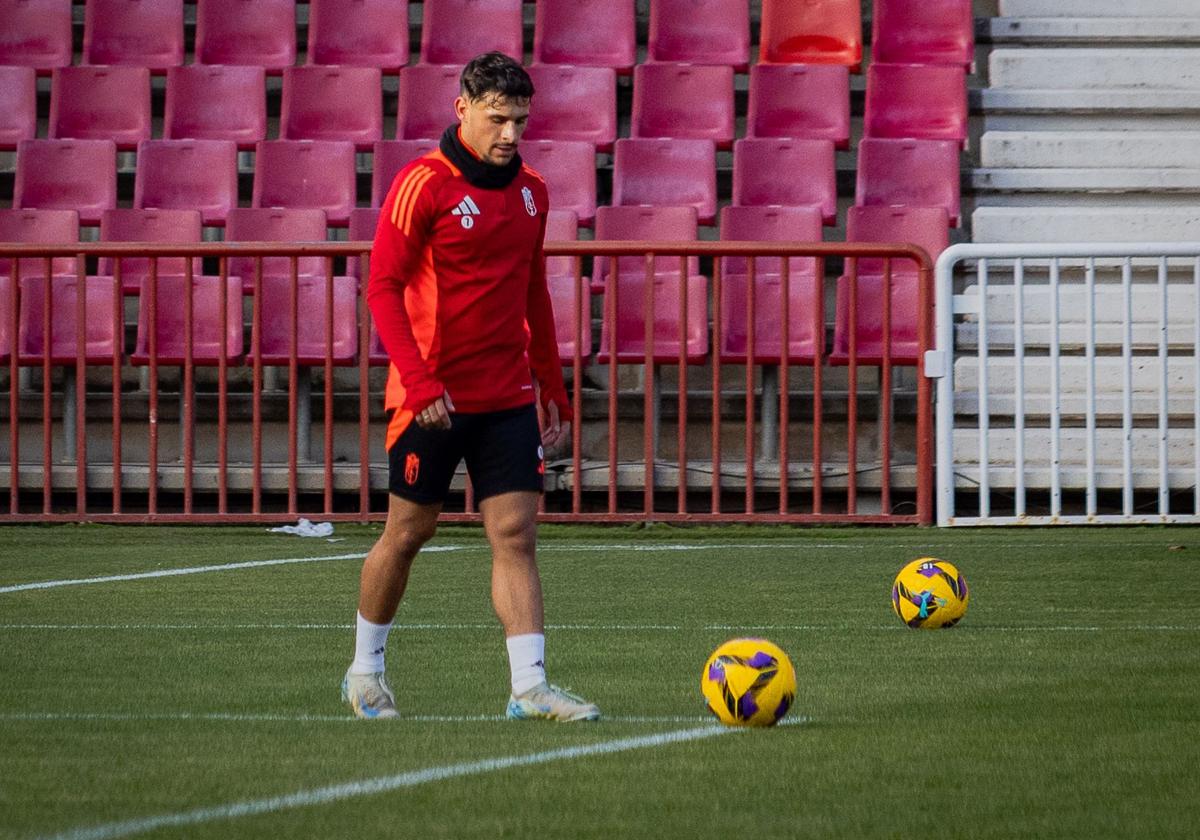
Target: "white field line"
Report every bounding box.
[2,622,1197,632]
[2,711,764,725]
[33,724,735,840]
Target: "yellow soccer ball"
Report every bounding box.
[891,557,969,629]
[700,638,797,727]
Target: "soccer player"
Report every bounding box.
[341,52,599,722]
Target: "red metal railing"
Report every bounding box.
[0,240,933,524]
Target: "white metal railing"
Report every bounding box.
[933,242,1200,526]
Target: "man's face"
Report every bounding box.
[454,92,530,166]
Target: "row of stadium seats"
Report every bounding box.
[0,0,973,73]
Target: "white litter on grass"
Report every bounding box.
[268,518,333,538]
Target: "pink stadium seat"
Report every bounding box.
[631,63,735,149]
[194,0,296,73]
[533,0,636,74]
[0,66,37,150]
[0,0,73,72]
[281,66,384,151]
[131,273,244,365]
[855,138,961,226]
[49,66,152,150]
[543,208,580,282]
[14,139,118,226]
[134,139,239,227]
[253,140,358,226]
[842,205,950,276]
[82,0,184,71]
[864,63,968,148]
[99,208,203,295]
[718,206,824,365]
[164,65,267,149]
[872,0,974,68]
[372,140,439,207]
[253,274,359,365]
[0,209,80,280]
[420,0,523,67]
[348,206,381,295]
[225,208,329,289]
[543,209,590,361]
[518,141,597,227]
[593,204,699,293]
[0,276,9,362]
[308,0,410,70]
[732,138,838,226]
[17,274,120,364]
[524,65,617,152]
[759,0,862,69]
[396,65,461,140]
[746,63,850,149]
[611,139,717,225]
[596,275,709,365]
[647,0,750,69]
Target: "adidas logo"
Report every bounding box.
[451,195,481,229]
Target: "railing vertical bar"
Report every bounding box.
[252,258,263,514]
[358,258,371,520]
[880,256,893,516]
[41,256,52,514]
[677,254,688,514]
[1158,255,1169,515]
[465,475,475,514]
[110,265,122,514]
[1085,258,1097,518]
[1049,258,1061,519]
[217,257,229,515]
[74,256,86,514]
[778,252,790,514]
[1195,256,1200,517]
[643,251,656,516]
[812,255,825,515]
[710,257,722,514]
[287,256,299,515]
[183,255,195,514]
[147,259,159,516]
[846,256,859,514]
[1122,257,1134,517]
[916,253,933,525]
[324,257,335,515]
[744,256,756,514]
[1013,258,1025,518]
[977,258,990,519]
[8,260,19,514]
[571,256,583,514]
[607,256,618,514]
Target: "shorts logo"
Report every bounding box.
[404,452,420,485]
[522,186,537,217]
[452,195,481,229]
[537,444,545,475]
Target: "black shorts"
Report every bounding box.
[387,403,545,505]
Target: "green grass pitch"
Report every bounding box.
[1,524,1199,839]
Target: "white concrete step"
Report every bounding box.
[972,206,1200,243]
[977,88,1200,116]
[989,48,1200,89]
[951,427,1197,471]
[980,131,1200,168]
[999,0,1200,17]
[971,168,1200,193]
[988,17,1200,44]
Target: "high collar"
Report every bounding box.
[439,125,523,190]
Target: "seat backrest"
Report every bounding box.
[855,137,961,226]
[281,66,384,150]
[631,63,735,148]
[252,140,358,226]
[0,65,37,150]
[164,65,267,149]
[718,205,823,279]
[0,0,73,70]
[134,139,239,226]
[871,0,974,67]
[517,141,597,227]
[17,275,120,364]
[610,138,717,224]
[864,62,968,147]
[746,63,850,148]
[420,0,523,66]
[225,208,329,283]
[759,0,861,68]
[348,206,381,282]
[543,208,579,279]
[533,0,636,72]
[524,65,618,152]
[194,0,296,71]
[14,139,118,226]
[647,0,750,68]
[594,204,699,285]
[845,205,950,276]
[372,140,440,207]
[83,0,184,70]
[396,64,461,140]
[0,208,79,278]
[49,66,152,149]
[132,273,244,364]
[98,208,203,292]
[307,0,410,69]
[254,274,359,364]
[732,138,838,225]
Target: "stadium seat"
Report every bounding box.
[130,273,244,365]
[396,65,461,140]
[16,274,120,364]
[518,141,597,227]
[0,0,73,71]
[596,273,709,364]
[0,209,80,281]
[348,206,380,294]
[732,138,838,226]
[871,0,974,68]
[372,140,440,207]
[864,63,968,148]
[610,139,717,225]
[82,0,184,71]
[759,0,862,69]
[842,205,950,277]
[252,274,359,366]
[746,63,850,149]
[164,65,267,150]
[524,65,618,152]
[49,66,152,150]
[592,204,700,292]
[631,63,735,149]
[13,139,118,226]
[253,140,358,226]
[0,277,9,362]
[134,139,239,227]
[717,206,824,365]
[647,0,750,69]
[0,66,37,150]
[855,138,961,226]
[420,0,523,67]
[98,208,203,295]
[543,209,591,361]
[281,66,384,151]
[533,0,636,73]
[307,0,410,70]
[225,208,329,289]
[194,0,296,72]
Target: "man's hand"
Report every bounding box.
[540,400,570,451]
[415,392,455,430]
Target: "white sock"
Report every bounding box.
[506,633,546,696]
[350,612,392,675]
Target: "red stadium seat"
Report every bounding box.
[49,66,152,150]
[281,66,384,151]
[134,139,239,227]
[372,140,440,207]
[872,0,974,68]
[0,209,80,281]
[732,138,838,226]
[842,205,950,276]
[611,139,717,225]
[194,0,296,73]
[759,0,861,69]
[518,141,597,227]
[14,139,118,226]
[131,273,244,365]
[746,63,850,149]
[0,0,73,72]
[524,65,617,152]
[855,137,961,226]
[420,0,523,67]
[99,208,203,295]
[253,140,358,226]
[225,208,329,288]
[83,0,184,71]
[0,66,37,150]
[593,204,699,292]
[596,274,709,364]
[533,0,636,73]
[17,274,120,364]
[864,63,967,148]
[164,65,267,150]
[252,274,359,365]
[543,209,591,361]
[308,0,410,70]
[396,64,461,140]
[631,63,735,149]
[647,0,750,69]
[348,206,381,294]
[0,276,10,362]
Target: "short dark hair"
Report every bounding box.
[460,52,535,102]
